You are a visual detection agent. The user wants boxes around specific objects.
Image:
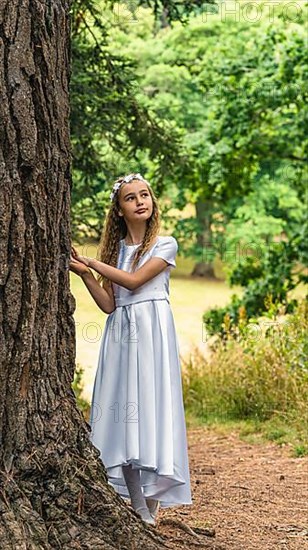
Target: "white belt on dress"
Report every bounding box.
[115,290,170,308]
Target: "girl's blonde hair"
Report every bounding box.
[96,174,161,287]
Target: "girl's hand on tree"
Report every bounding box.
[69,256,91,276]
[71,246,91,266]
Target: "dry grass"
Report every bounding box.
[182,300,308,454]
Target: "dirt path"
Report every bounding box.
[156,426,308,549]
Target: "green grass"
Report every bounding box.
[184,412,308,457]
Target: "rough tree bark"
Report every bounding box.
[0,1,166,548]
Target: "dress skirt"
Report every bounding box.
[89,295,192,508]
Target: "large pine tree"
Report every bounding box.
[0,0,217,547]
[0,1,164,547]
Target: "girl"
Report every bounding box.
[70,173,192,526]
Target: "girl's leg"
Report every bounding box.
[122,464,155,525]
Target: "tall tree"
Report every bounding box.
[0,0,216,547]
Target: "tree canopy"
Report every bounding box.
[71,0,307,329]
[70,1,306,240]
[70,0,217,237]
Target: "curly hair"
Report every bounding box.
[96,174,161,287]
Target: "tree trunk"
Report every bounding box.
[0,2,165,548]
[160,8,170,28]
[191,199,217,278]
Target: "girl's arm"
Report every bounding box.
[87,257,169,291]
[80,271,115,313]
[70,258,115,313]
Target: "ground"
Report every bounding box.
[132,426,308,549]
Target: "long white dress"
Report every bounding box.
[89,235,192,508]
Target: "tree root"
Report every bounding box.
[0,446,169,550]
[159,518,215,539]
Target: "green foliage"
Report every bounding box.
[69,0,220,238]
[70,0,204,239]
[203,166,307,336]
[124,5,307,200]
[183,299,308,454]
[294,445,308,458]
[104,2,307,275]
[70,1,307,333]
[72,364,91,420]
[109,0,217,26]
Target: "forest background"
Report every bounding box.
[70,0,307,455]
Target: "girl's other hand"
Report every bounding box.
[69,256,91,276]
[71,246,91,266]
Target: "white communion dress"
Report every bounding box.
[89,235,192,508]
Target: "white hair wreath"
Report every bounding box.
[109,173,151,202]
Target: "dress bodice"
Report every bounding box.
[112,236,178,308]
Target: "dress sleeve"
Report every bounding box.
[151,236,178,268]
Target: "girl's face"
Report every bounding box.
[117,179,153,223]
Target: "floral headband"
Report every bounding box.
[109,173,151,202]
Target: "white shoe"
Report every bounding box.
[135,506,156,525]
[145,498,160,520]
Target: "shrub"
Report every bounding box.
[183,299,308,451]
